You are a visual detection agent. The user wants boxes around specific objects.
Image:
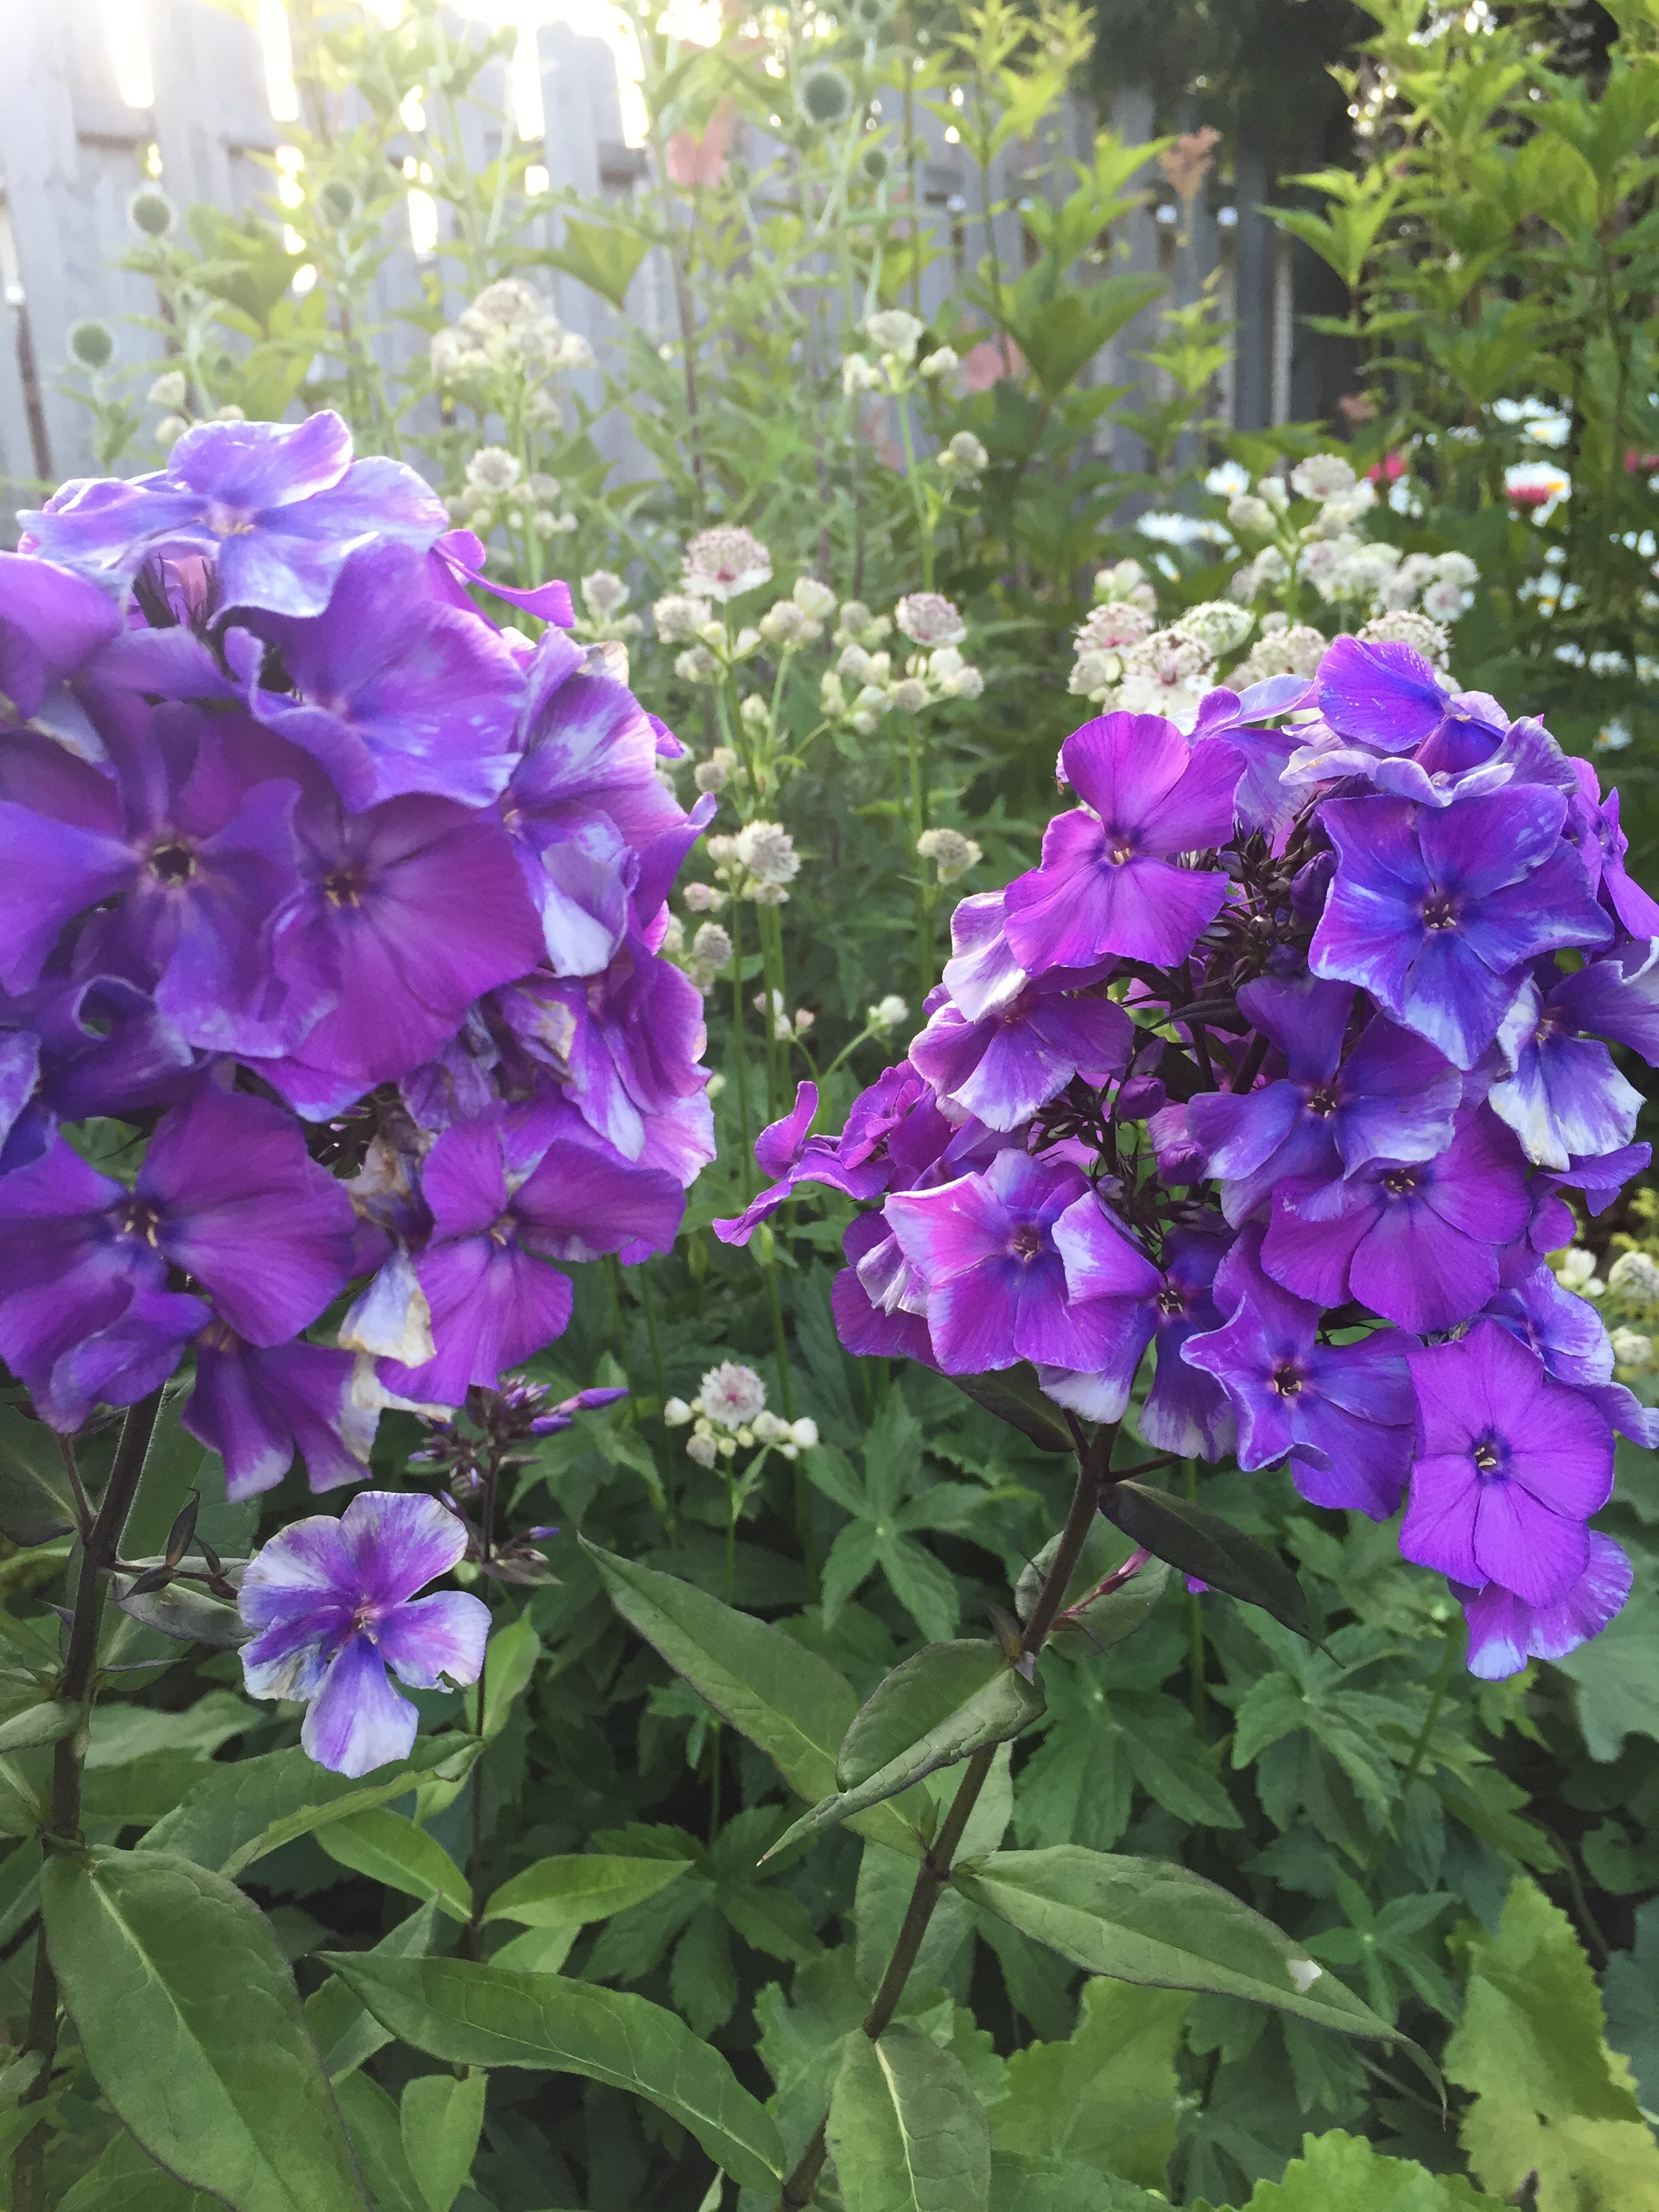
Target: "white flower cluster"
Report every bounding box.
[430,277,594,425]
[453,451,580,544]
[677,819,803,924]
[753,987,815,1042]
[1227,455,1479,623]
[1551,1245,1659,1373]
[822,596,983,735]
[573,571,642,642]
[663,1364,819,1465]
[1069,587,1255,731]
[840,308,962,397]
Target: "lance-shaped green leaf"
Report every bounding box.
[319,1951,783,2190]
[318,1809,470,1921]
[956,1847,1400,2043]
[827,2024,991,2212]
[401,2069,487,2212]
[58,2128,224,2211]
[535,217,650,310]
[142,1738,480,1879]
[42,1845,367,2212]
[485,1852,689,1929]
[0,1698,83,1753]
[1101,1481,1311,1639]
[110,1572,249,1649]
[764,1643,1046,1860]
[0,1409,78,1547]
[947,1366,1074,1453]
[583,1540,920,1852]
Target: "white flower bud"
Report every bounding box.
[663,1396,693,1426]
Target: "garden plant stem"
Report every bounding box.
[775,1427,1116,2211]
[13,1389,165,2212]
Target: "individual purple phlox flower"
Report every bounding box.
[1261,1105,1530,1333]
[832,1210,939,1366]
[1180,1224,1414,1518]
[226,542,525,811]
[713,1079,894,1246]
[184,1321,376,1499]
[383,1103,683,1405]
[1186,975,1462,1224]
[1309,786,1611,1070]
[1315,636,1509,762]
[1457,1530,1633,1680]
[1043,1200,1235,1458]
[911,893,1131,1131]
[1400,1319,1614,1609]
[1544,937,1659,1066]
[884,1149,1101,1375]
[260,790,545,1118]
[21,413,448,619]
[239,1490,489,1777]
[1563,758,1659,938]
[1004,714,1244,975]
[1486,971,1644,1170]
[1191,676,1317,846]
[0,550,123,765]
[0,972,197,1172]
[0,712,326,1057]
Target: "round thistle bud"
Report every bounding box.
[127,186,177,239]
[800,64,854,127]
[67,319,115,371]
[859,145,890,183]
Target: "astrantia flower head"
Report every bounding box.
[735,820,800,886]
[1289,453,1357,501]
[699,1361,766,1429]
[682,527,772,602]
[865,308,925,361]
[239,1491,489,1777]
[895,592,965,647]
[465,446,522,495]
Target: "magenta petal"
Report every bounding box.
[302,1636,419,1778]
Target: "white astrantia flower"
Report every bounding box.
[939,430,988,476]
[895,592,966,647]
[1227,493,1276,535]
[472,276,544,325]
[1171,600,1254,657]
[869,994,909,1030]
[675,647,718,682]
[653,593,714,642]
[793,577,837,619]
[682,882,719,914]
[581,571,630,617]
[691,922,733,972]
[1433,550,1479,589]
[147,370,188,411]
[1289,452,1357,501]
[888,677,929,714]
[919,346,960,379]
[693,747,736,794]
[686,1432,718,1468]
[1092,558,1158,612]
[465,446,522,495]
[929,647,984,699]
[1234,623,1328,683]
[1553,1246,1605,1296]
[1607,1250,1659,1303]
[735,820,800,886]
[842,353,884,396]
[1421,579,1469,623]
[663,1397,693,1426]
[1115,632,1214,731]
[917,827,981,883]
[1357,611,1449,667]
[1075,601,1155,655]
[1612,1327,1655,1370]
[790,1417,819,1450]
[699,1361,767,1429]
[759,598,819,647]
[865,308,924,361]
[683,527,772,602]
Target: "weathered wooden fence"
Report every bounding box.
[0,0,1345,512]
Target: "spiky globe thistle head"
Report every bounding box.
[848,0,888,29]
[127,185,177,239]
[800,64,854,127]
[66,319,115,372]
[859,144,889,183]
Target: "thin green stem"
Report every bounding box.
[1185,1460,1206,1729]
[1363,1616,1462,1884]
[730,903,754,1202]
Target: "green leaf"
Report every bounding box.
[537,216,650,310]
[0,1408,77,1546]
[0,1699,82,1753]
[990,2151,1162,2211]
[141,1738,479,1879]
[990,1978,1188,2191]
[956,1847,1401,2043]
[1237,2128,1508,2208]
[1556,1576,1659,1759]
[110,1572,249,1649]
[317,1808,471,1921]
[41,1845,366,2212]
[480,1612,539,1740]
[485,1852,690,1928]
[319,1952,783,2190]
[582,1541,918,1852]
[766,1642,1045,1858]
[1445,1875,1659,2209]
[1101,1481,1311,1639]
[947,1367,1074,1453]
[827,2024,991,2212]
[401,2070,486,2212]
[335,2073,426,2212]
[58,2130,224,2212]
[307,1904,438,2083]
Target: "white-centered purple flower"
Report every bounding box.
[239,1490,489,1777]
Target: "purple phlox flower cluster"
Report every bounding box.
[0,416,710,1512]
[722,659,1659,1679]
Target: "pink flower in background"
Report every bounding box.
[959,337,1025,391]
[1159,126,1221,205]
[666,108,732,189]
